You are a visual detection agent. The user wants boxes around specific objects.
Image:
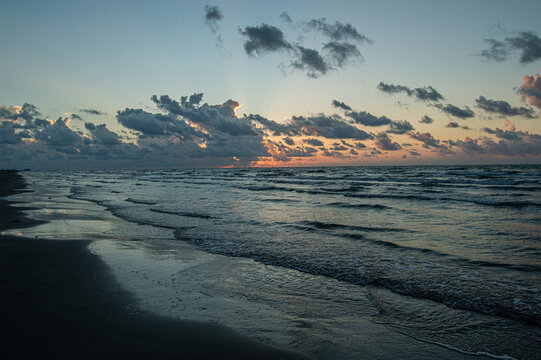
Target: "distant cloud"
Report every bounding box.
[419,115,434,124]
[520,73,541,110]
[304,138,324,147]
[279,12,293,24]
[305,18,371,43]
[475,96,535,118]
[204,5,222,23]
[374,133,401,151]
[377,82,444,102]
[345,110,392,127]
[387,120,414,134]
[240,16,371,78]
[450,128,541,156]
[480,31,541,64]
[204,5,224,47]
[323,41,362,67]
[240,24,292,56]
[70,114,83,121]
[409,131,447,150]
[446,122,460,128]
[480,39,509,62]
[291,46,330,78]
[80,108,106,116]
[435,103,475,119]
[331,100,352,111]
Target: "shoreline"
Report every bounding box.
[0,171,309,359]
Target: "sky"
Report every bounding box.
[1,0,541,170]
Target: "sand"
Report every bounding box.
[0,170,309,359]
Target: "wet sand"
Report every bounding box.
[0,170,309,359]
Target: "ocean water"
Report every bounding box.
[5,165,541,359]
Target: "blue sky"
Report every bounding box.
[1,0,540,169]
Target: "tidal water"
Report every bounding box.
[6,165,541,359]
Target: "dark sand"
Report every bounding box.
[0,171,309,359]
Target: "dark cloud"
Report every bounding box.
[409,131,447,150]
[520,74,541,110]
[305,18,371,43]
[387,120,414,134]
[419,115,434,124]
[71,113,83,121]
[283,137,295,145]
[446,122,460,128]
[345,110,392,127]
[204,5,222,23]
[292,114,373,140]
[377,82,444,102]
[304,138,324,147]
[435,103,475,119]
[480,39,509,62]
[279,12,293,24]
[151,95,258,136]
[331,100,352,111]
[291,46,330,78]
[374,133,401,151]
[204,5,223,47]
[246,114,297,136]
[323,41,362,67]
[506,32,541,64]
[481,32,541,64]
[240,16,371,78]
[240,24,292,56]
[80,108,106,116]
[475,96,535,118]
[450,130,541,156]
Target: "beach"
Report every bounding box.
[1,167,540,359]
[0,170,309,359]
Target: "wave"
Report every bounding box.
[150,208,215,219]
[174,230,541,326]
[325,202,390,210]
[297,220,409,233]
[125,198,158,205]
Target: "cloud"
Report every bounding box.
[291,46,330,77]
[204,5,222,24]
[279,12,293,24]
[331,100,352,111]
[480,32,541,64]
[304,138,324,147]
[374,133,401,151]
[520,73,541,110]
[305,18,371,43]
[387,120,414,134]
[240,24,292,56]
[70,113,83,121]
[323,41,362,67]
[291,114,373,140]
[204,5,223,47]
[409,131,446,150]
[80,108,106,116]
[506,32,541,64]
[435,103,475,119]
[377,82,444,102]
[475,96,535,118]
[345,110,392,127]
[240,16,371,78]
[446,122,460,128]
[151,94,258,136]
[419,115,434,124]
[451,129,541,156]
[480,39,509,62]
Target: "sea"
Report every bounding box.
[4,165,541,359]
